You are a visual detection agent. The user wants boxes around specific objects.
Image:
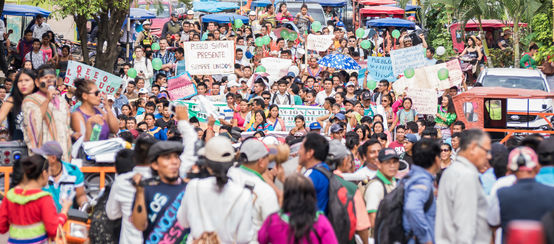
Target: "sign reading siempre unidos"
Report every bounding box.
[183,40,235,75]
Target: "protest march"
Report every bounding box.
[0,1,553,244]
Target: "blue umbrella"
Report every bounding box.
[317,53,361,70]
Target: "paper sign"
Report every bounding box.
[183,40,235,75]
[306,34,334,52]
[173,100,326,130]
[167,72,197,100]
[406,88,437,115]
[392,59,463,92]
[390,45,426,77]
[366,56,396,82]
[64,61,123,95]
[260,57,292,84]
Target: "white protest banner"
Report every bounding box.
[64,60,123,96]
[366,56,396,82]
[306,34,334,52]
[407,88,437,115]
[260,57,292,84]
[428,59,464,90]
[173,100,326,130]
[390,45,426,77]
[167,72,197,100]
[183,40,235,75]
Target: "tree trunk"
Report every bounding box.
[513,17,520,68]
[477,16,493,68]
[74,14,90,65]
[94,0,129,73]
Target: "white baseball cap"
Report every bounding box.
[187,10,194,15]
[249,11,256,16]
[138,88,148,94]
[198,136,235,163]
[240,138,276,162]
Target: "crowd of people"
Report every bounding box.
[0,5,549,244]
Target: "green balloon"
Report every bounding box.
[255,37,264,47]
[311,21,322,32]
[404,68,415,78]
[280,29,289,40]
[263,35,271,45]
[288,32,298,41]
[152,58,163,71]
[356,28,365,38]
[127,68,138,78]
[151,42,160,51]
[234,19,243,29]
[437,68,449,80]
[391,30,400,39]
[255,66,266,73]
[367,80,377,90]
[361,40,371,50]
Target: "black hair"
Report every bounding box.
[459,129,487,151]
[453,121,466,130]
[358,139,380,157]
[175,47,184,55]
[253,98,265,109]
[490,142,509,178]
[361,116,373,125]
[451,132,462,139]
[345,131,360,150]
[422,128,438,138]
[372,121,384,133]
[134,134,157,166]
[24,29,33,35]
[427,46,435,54]
[197,82,208,89]
[145,101,156,109]
[189,117,200,124]
[252,110,267,128]
[396,125,406,131]
[521,134,543,151]
[74,78,96,101]
[20,154,48,181]
[119,131,134,144]
[282,174,319,244]
[439,95,456,114]
[303,133,329,162]
[32,38,41,44]
[412,139,441,169]
[11,69,37,116]
[115,149,135,174]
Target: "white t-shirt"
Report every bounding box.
[341,166,377,182]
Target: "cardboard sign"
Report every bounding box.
[167,72,197,100]
[406,88,437,115]
[390,45,426,77]
[173,100,326,130]
[64,61,123,95]
[260,57,292,84]
[423,59,464,90]
[306,34,334,52]
[183,40,235,75]
[366,56,396,82]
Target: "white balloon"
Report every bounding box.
[288,65,300,77]
[436,46,446,56]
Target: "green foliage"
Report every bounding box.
[535,46,554,63]
[425,3,457,60]
[488,48,514,67]
[529,13,552,46]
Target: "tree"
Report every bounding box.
[499,0,541,67]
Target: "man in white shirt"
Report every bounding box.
[342,139,381,182]
[271,79,293,105]
[436,129,492,244]
[32,15,51,39]
[315,78,335,105]
[227,138,280,242]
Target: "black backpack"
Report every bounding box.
[373,177,433,244]
[313,166,357,244]
[89,185,121,244]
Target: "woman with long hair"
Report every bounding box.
[266,104,286,132]
[276,3,294,24]
[0,155,71,243]
[144,113,167,140]
[57,45,73,85]
[70,78,119,141]
[435,95,457,139]
[247,110,273,132]
[380,94,395,130]
[0,69,37,140]
[345,131,362,171]
[258,173,337,244]
[392,97,417,129]
[439,143,453,169]
[233,98,250,130]
[289,115,307,136]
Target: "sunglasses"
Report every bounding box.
[88,90,101,96]
[263,97,271,100]
[441,149,450,152]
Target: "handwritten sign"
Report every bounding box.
[64,61,123,95]
[306,34,334,52]
[183,40,235,75]
[173,100,326,130]
[406,88,437,115]
[424,59,464,90]
[167,72,197,100]
[390,45,426,77]
[366,56,396,82]
[260,57,292,84]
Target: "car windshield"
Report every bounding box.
[481,75,546,91]
[138,3,170,18]
[287,6,326,27]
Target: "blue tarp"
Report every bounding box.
[318,0,346,7]
[2,4,51,17]
[385,4,420,12]
[194,1,239,13]
[129,8,156,20]
[202,13,249,24]
[251,0,273,8]
[366,18,415,28]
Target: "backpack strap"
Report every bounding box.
[423,187,434,212]
[375,176,388,197]
[313,165,332,179]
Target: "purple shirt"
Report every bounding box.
[258,212,338,244]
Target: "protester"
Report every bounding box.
[436,129,492,243]
[299,132,330,213]
[365,148,399,228]
[0,69,37,140]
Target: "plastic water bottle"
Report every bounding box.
[90,124,102,141]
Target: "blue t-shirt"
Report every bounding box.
[305,163,330,213]
[43,161,85,211]
[175,59,186,76]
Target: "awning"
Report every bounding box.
[201,13,249,24]
[366,18,415,28]
[2,4,51,17]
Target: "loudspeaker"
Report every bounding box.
[0,141,28,166]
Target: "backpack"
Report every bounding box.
[89,185,122,244]
[373,177,433,244]
[313,166,357,244]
